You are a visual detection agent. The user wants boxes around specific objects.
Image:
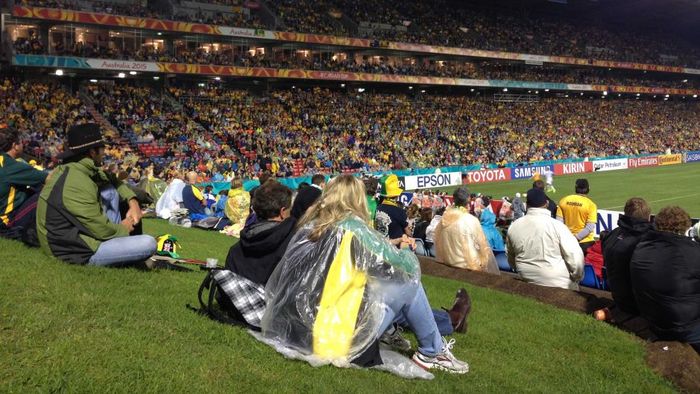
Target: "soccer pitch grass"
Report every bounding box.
[2,164,697,393]
[446,162,700,217]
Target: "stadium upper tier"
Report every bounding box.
[11,0,700,70]
[4,77,699,180]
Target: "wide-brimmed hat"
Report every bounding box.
[58,123,105,160]
[379,174,403,197]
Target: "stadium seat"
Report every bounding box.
[580,264,600,289]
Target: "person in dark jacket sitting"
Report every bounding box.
[225,180,296,285]
[215,180,297,328]
[602,197,652,314]
[290,174,325,219]
[631,206,700,353]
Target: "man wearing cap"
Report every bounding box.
[506,188,584,290]
[0,125,47,237]
[36,123,156,266]
[375,174,412,241]
[557,178,598,254]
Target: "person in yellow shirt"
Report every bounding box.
[556,179,597,254]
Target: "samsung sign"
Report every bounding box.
[403,172,463,190]
[511,165,553,180]
[685,151,700,163]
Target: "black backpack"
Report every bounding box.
[188,269,260,331]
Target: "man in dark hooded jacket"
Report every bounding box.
[225,180,295,285]
[601,197,652,314]
[631,206,700,353]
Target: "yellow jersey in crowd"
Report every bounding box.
[556,194,597,244]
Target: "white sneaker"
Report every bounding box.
[380,324,412,352]
[412,337,469,374]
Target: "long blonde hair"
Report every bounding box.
[298,175,369,241]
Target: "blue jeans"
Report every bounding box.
[378,283,443,357]
[87,186,156,267]
[88,235,157,267]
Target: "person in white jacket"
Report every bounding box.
[506,188,584,290]
[155,174,185,219]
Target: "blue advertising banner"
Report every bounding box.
[685,151,700,163]
[510,165,554,180]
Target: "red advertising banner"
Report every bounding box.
[627,156,659,168]
[465,168,511,184]
[553,161,593,176]
[12,5,698,77]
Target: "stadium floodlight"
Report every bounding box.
[129,71,137,75]
[683,79,688,83]
[603,91,608,95]
[214,77,221,81]
[470,88,475,92]
[157,32,162,36]
[544,88,549,92]
[564,95,569,98]
[421,89,426,93]
[694,94,698,98]
[636,93,640,97]
[664,98,668,101]
[503,88,508,92]
[653,95,657,98]
[617,94,621,97]
[408,86,413,90]
[580,92,583,96]
[535,91,539,94]
[340,83,345,88]
[89,79,97,83]
[55,69,64,76]
[357,88,365,93]
[665,94,670,98]
[153,76,160,80]
[198,83,205,87]
[117,72,126,78]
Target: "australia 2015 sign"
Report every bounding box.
[403,172,463,190]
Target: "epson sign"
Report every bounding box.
[403,172,462,190]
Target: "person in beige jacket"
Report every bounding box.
[434,187,499,274]
[506,188,584,290]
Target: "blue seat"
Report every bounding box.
[580,264,600,289]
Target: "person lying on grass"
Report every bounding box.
[260,175,470,374]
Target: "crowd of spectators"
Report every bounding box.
[4,79,700,182]
[268,0,345,36]
[0,78,92,162]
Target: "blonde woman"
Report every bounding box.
[261,175,469,374]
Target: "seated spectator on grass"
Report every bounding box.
[630,206,700,353]
[155,171,185,219]
[291,173,325,219]
[0,125,47,242]
[223,177,250,237]
[506,188,584,290]
[203,185,217,208]
[434,187,498,273]
[182,171,209,221]
[261,175,469,374]
[602,197,652,314]
[36,124,156,266]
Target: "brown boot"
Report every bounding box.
[442,288,472,334]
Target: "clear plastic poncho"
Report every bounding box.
[260,215,424,370]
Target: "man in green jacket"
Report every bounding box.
[0,124,47,235]
[37,123,156,266]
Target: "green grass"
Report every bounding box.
[0,216,678,392]
[442,163,700,217]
